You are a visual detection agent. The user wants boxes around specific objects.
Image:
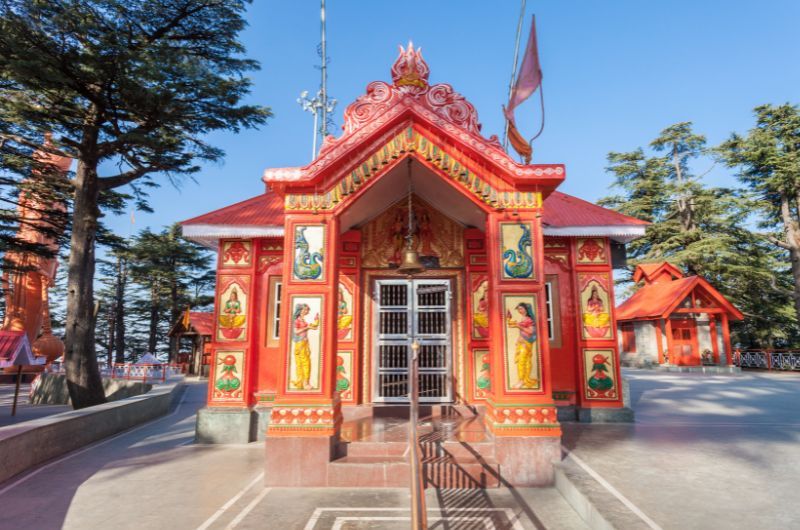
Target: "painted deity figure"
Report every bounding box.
[337,287,353,340]
[506,303,539,389]
[472,280,489,338]
[583,285,611,338]
[218,287,246,339]
[291,303,319,390]
[417,209,434,255]
[390,209,406,264]
[476,353,491,396]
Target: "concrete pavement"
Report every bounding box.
[0,380,586,530]
[562,369,800,529]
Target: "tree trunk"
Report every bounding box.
[113,257,126,364]
[780,195,800,321]
[64,160,107,409]
[148,284,159,354]
[106,307,115,368]
[169,267,180,363]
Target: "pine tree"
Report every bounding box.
[128,224,213,361]
[718,103,800,327]
[601,121,798,346]
[0,1,269,408]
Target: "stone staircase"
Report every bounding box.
[328,408,501,488]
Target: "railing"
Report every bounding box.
[409,340,427,530]
[734,349,800,371]
[107,363,184,383]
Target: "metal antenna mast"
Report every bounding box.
[298,0,337,160]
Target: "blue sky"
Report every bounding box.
[105,0,800,237]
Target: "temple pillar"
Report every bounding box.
[197,239,257,444]
[464,228,490,402]
[265,213,341,486]
[572,238,632,422]
[484,208,561,486]
[337,230,361,405]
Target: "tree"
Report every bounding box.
[719,103,800,324]
[0,1,269,408]
[128,224,213,360]
[95,243,131,366]
[601,121,798,346]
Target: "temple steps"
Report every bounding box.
[330,440,501,488]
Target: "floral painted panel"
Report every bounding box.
[473,348,491,400]
[221,240,252,267]
[502,294,541,392]
[217,276,249,342]
[500,222,534,280]
[583,348,618,400]
[287,295,324,392]
[212,350,244,401]
[292,225,325,281]
[576,238,606,264]
[336,350,354,402]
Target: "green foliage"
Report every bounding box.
[601,121,800,347]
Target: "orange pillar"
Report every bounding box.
[264,213,341,487]
[721,313,732,365]
[484,208,561,486]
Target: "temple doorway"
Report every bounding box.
[372,279,452,403]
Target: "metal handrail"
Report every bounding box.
[409,340,428,529]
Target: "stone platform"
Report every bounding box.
[265,406,560,488]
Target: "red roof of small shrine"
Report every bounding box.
[616,272,743,321]
[189,312,214,337]
[0,330,40,368]
[633,262,683,284]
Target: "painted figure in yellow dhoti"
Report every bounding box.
[506,302,538,389]
[291,303,319,390]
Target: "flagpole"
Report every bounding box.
[503,0,527,152]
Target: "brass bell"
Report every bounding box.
[397,248,425,276]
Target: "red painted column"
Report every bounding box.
[207,239,257,408]
[264,213,341,487]
[484,209,560,436]
[337,230,361,405]
[463,227,489,402]
[572,237,625,411]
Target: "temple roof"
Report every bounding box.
[616,272,743,321]
[182,189,648,247]
[168,311,214,337]
[541,192,648,242]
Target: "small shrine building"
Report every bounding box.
[617,262,743,367]
[182,45,648,486]
[168,311,214,376]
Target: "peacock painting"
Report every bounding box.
[502,223,533,279]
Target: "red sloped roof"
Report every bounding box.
[182,189,648,231]
[541,191,649,227]
[616,276,744,321]
[181,192,284,227]
[189,312,214,336]
[633,262,684,283]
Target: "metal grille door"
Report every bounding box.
[374,279,452,403]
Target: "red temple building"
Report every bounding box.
[182,45,648,486]
[617,262,743,368]
[168,311,214,376]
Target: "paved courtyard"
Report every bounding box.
[0,370,797,529]
[563,369,800,529]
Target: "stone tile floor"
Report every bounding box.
[1,370,798,529]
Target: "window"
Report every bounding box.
[544,275,562,347]
[544,282,554,340]
[272,281,282,340]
